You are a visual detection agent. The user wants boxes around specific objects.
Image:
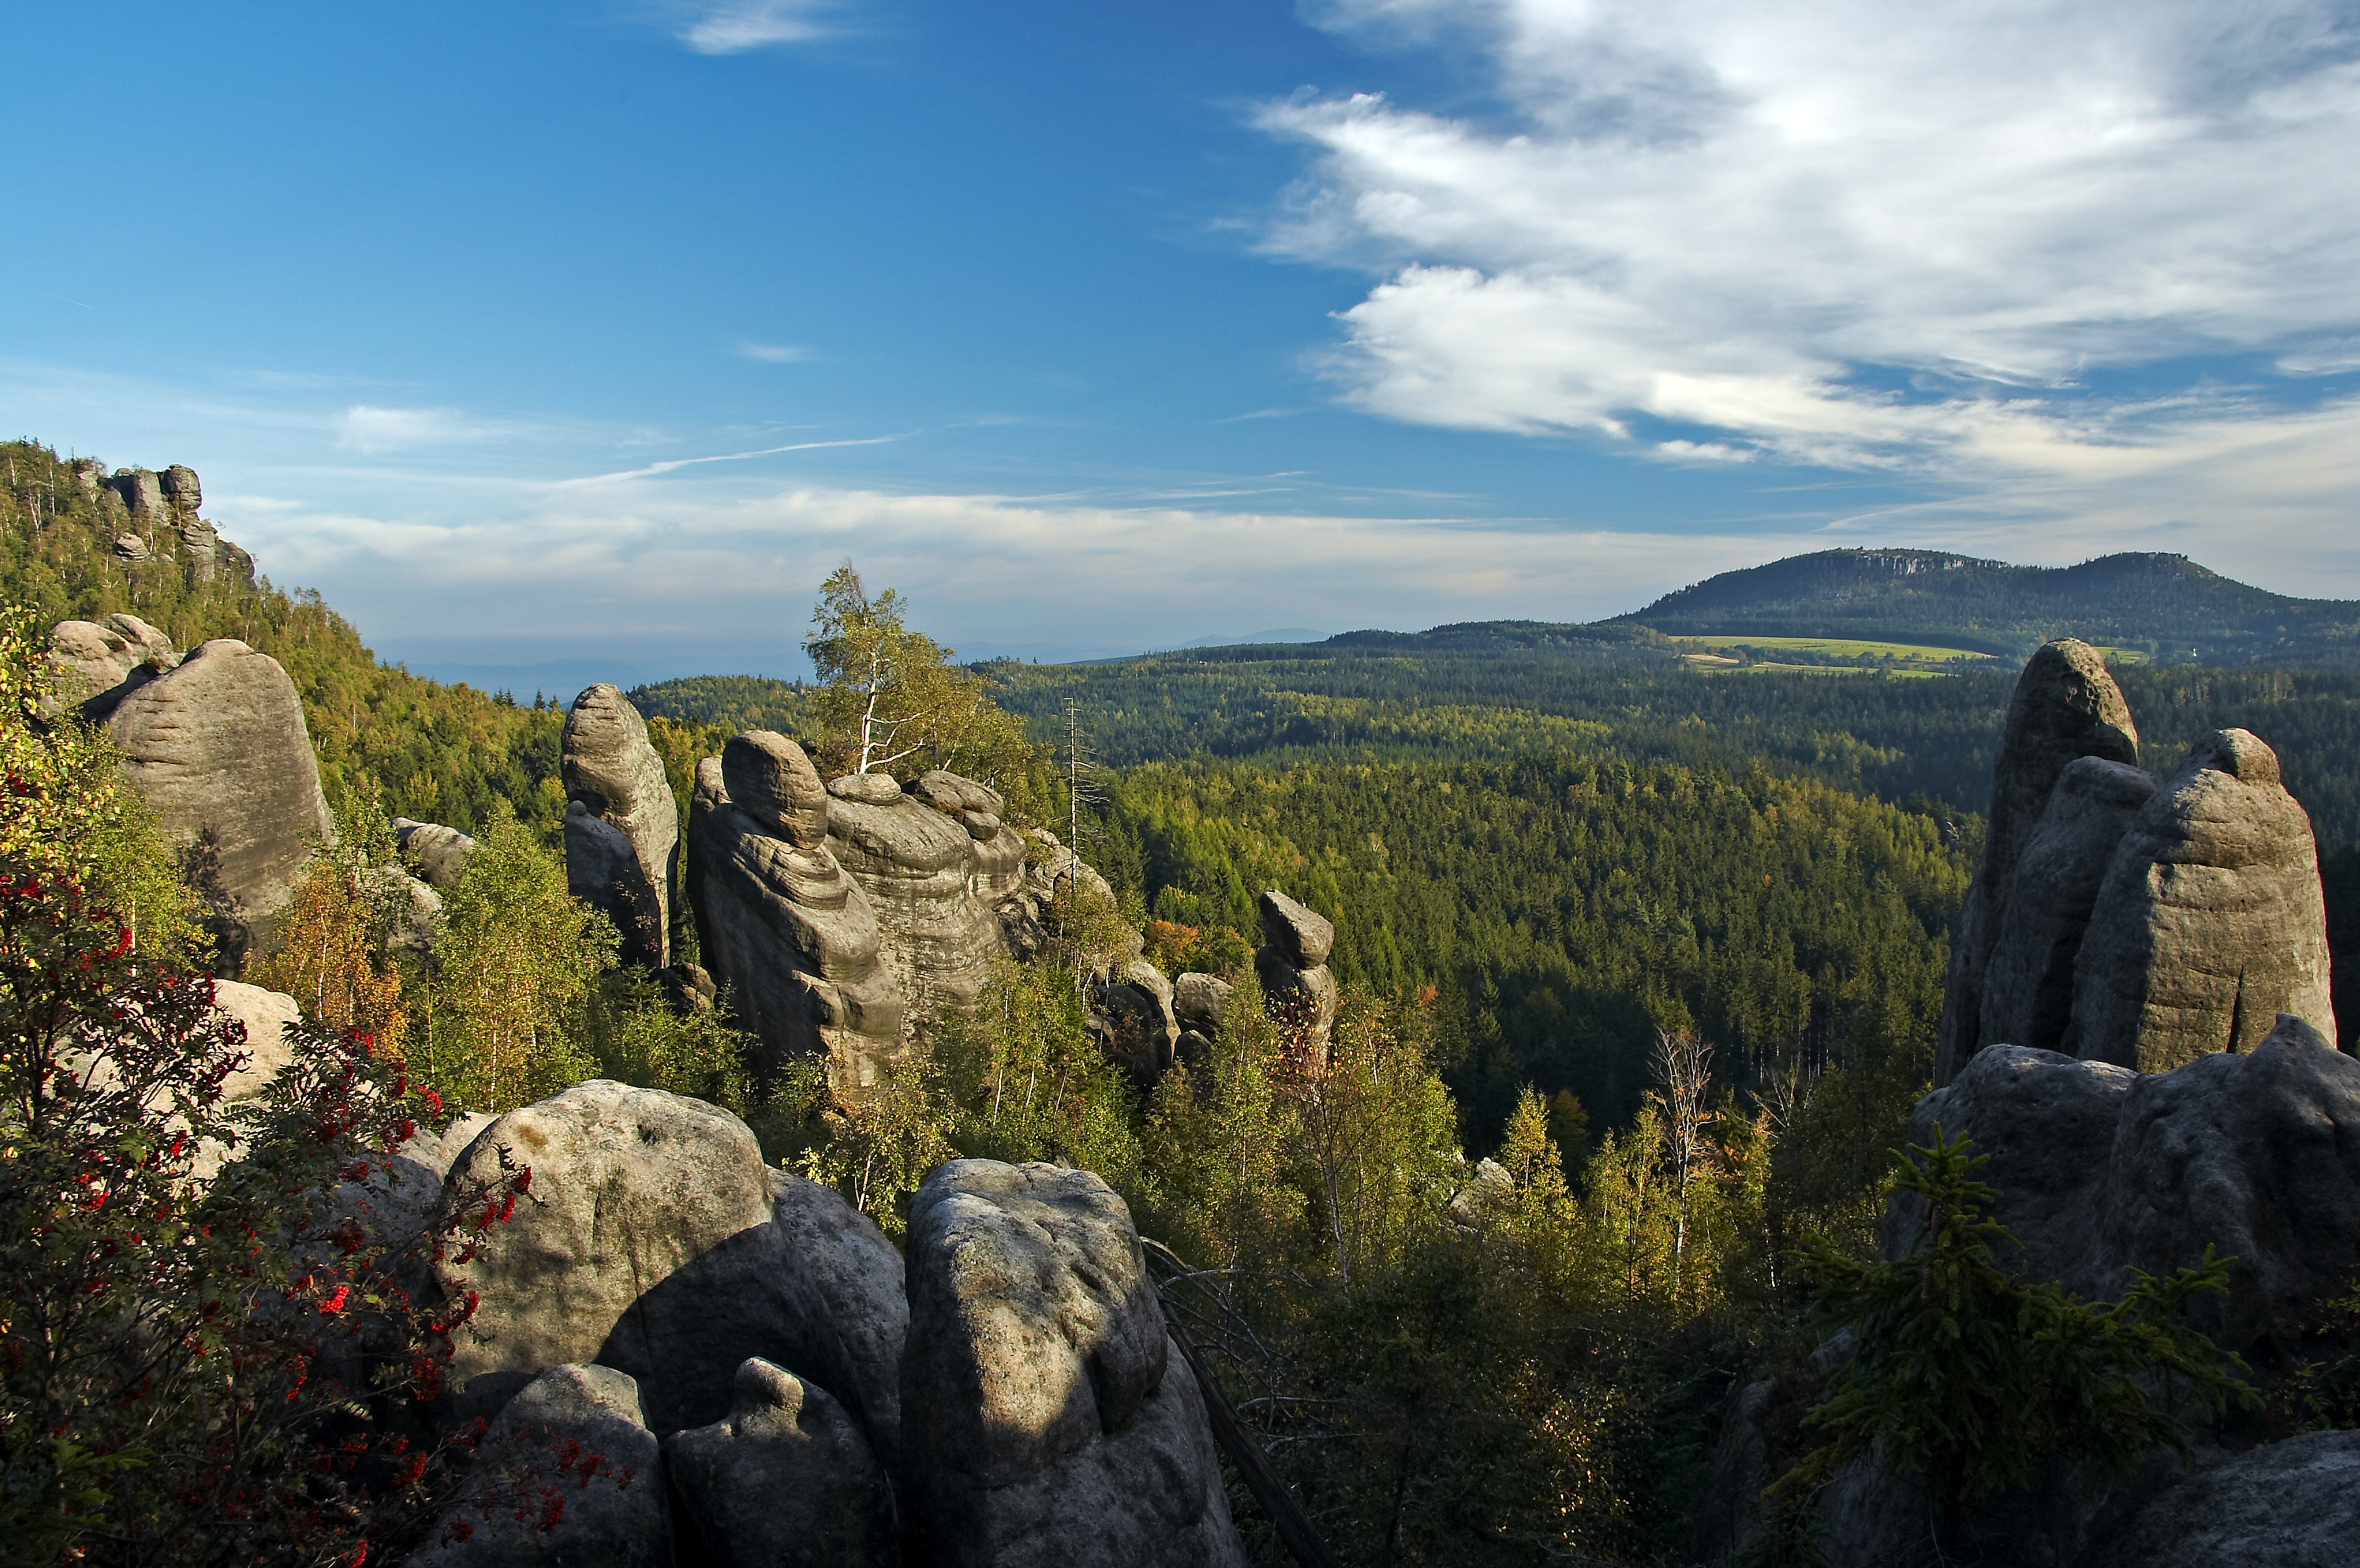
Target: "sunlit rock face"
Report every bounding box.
[562,684,677,970]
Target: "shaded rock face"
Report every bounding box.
[412,1363,672,1568]
[1092,960,1179,1084]
[1979,757,2158,1056]
[111,466,166,520]
[1172,972,1233,1071]
[563,685,677,969]
[568,802,665,965]
[2066,729,2335,1071]
[105,639,333,964]
[666,1358,897,1568]
[690,749,906,1102]
[1254,890,1339,1070]
[2082,1429,2360,1568]
[1890,1018,2360,1362]
[47,613,176,717]
[901,1160,1246,1568]
[393,817,477,889]
[1937,639,2140,1084]
[160,464,201,515]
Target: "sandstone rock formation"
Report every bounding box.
[562,686,677,969]
[2066,729,2335,1071]
[111,467,166,521]
[666,1357,897,1568]
[690,739,905,1100]
[1092,959,1179,1083]
[1254,889,1338,1069]
[47,613,176,716]
[1936,639,2140,1084]
[160,464,201,515]
[436,1081,911,1451]
[1978,757,2158,1056]
[1172,972,1233,1069]
[825,770,1017,1019]
[2081,1429,2360,1568]
[393,816,477,888]
[901,1160,1246,1568]
[411,1363,673,1568]
[104,639,333,965]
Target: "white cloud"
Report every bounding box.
[1267,1,2360,480]
[335,406,477,454]
[738,341,814,362]
[677,1,837,53]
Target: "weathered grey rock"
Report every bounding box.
[2067,729,2334,1071]
[105,639,334,956]
[1980,757,2158,1055]
[412,1364,671,1568]
[666,1358,896,1568]
[723,731,830,847]
[1171,973,1233,1037]
[1254,891,1338,1070]
[563,684,677,968]
[47,613,176,717]
[1094,960,1179,1082]
[691,754,906,1102]
[2083,1430,2360,1568]
[111,467,165,520]
[160,463,201,515]
[68,458,104,499]
[1256,889,1334,968]
[761,1167,909,1474]
[830,771,904,805]
[912,769,1008,843]
[394,817,478,888]
[567,802,665,968]
[826,788,1005,1019]
[1937,639,2139,1085]
[364,862,442,955]
[210,979,300,1107]
[902,1160,1245,1568]
[1693,1378,1778,1567]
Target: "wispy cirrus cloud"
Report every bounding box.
[738,341,814,363]
[334,406,483,454]
[1267,1,2360,484]
[674,1,840,54]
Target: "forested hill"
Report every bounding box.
[1614,548,2360,664]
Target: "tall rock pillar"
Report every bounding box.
[562,684,677,970]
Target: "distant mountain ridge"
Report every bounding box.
[1607,548,2360,665]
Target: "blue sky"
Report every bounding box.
[8,1,2358,686]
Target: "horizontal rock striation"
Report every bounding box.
[563,685,677,969]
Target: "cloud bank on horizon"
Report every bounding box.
[1272,0,2360,481]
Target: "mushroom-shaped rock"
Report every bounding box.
[1936,639,2139,1084]
[1979,756,2158,1056]
[105,639,333,963]
[394,817,478,888]
[2067,729,2334,1071]
[412,1364,672,1568]
[666,1358,897,1568]
[829,771,905,804]
[562,685,678,968]
[690,755,907,1101]
[901,1160,1246,1568]
[434,1081,910,1439]
[723,731,832,847]
[1254,890,1339,1069]
[47,613,176,716]
[1257,888,1334,968]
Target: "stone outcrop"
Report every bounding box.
[1936,639,2140,1084]
[104,639,333,965]
[436,1081,911,1447]
[47,613,177,716]
[160,464,201,515]
[2081,1429,2360,1568]
[1172,972,1233,1069]
[1978,757,2158,1056]
[825,770,1020,1020]
[901,1160,1246,1568]
[412,1364,672,1568]
[1091,959,1179,1083]
[2066,729,2335,1071]
[690,740,905,1100]
[666,1358,897,1568]
[1254,889,1338,1069]
[563,686,677,969]
[393,817,477,888]
[111,467,166,521]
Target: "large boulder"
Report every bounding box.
[1093,959,1179,1083]
[1978,757,2158,1056]
[2082,1429,2360,1568]
[901,1160,1245,1568]
[562,685,677,969]
[159,463,201,515]
[411,1363,672,1568]
[394,816,478,888]
[435,1082,909,1449]
[2066,729,2335,1071]
[1936,640,2140,1084]
[46,613,176,717]
[690,746,906,1102]
[1254,890,1339,1071]
[826,779,1009,1020]
[104,639,334,963]
[666,1358,897,1568]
